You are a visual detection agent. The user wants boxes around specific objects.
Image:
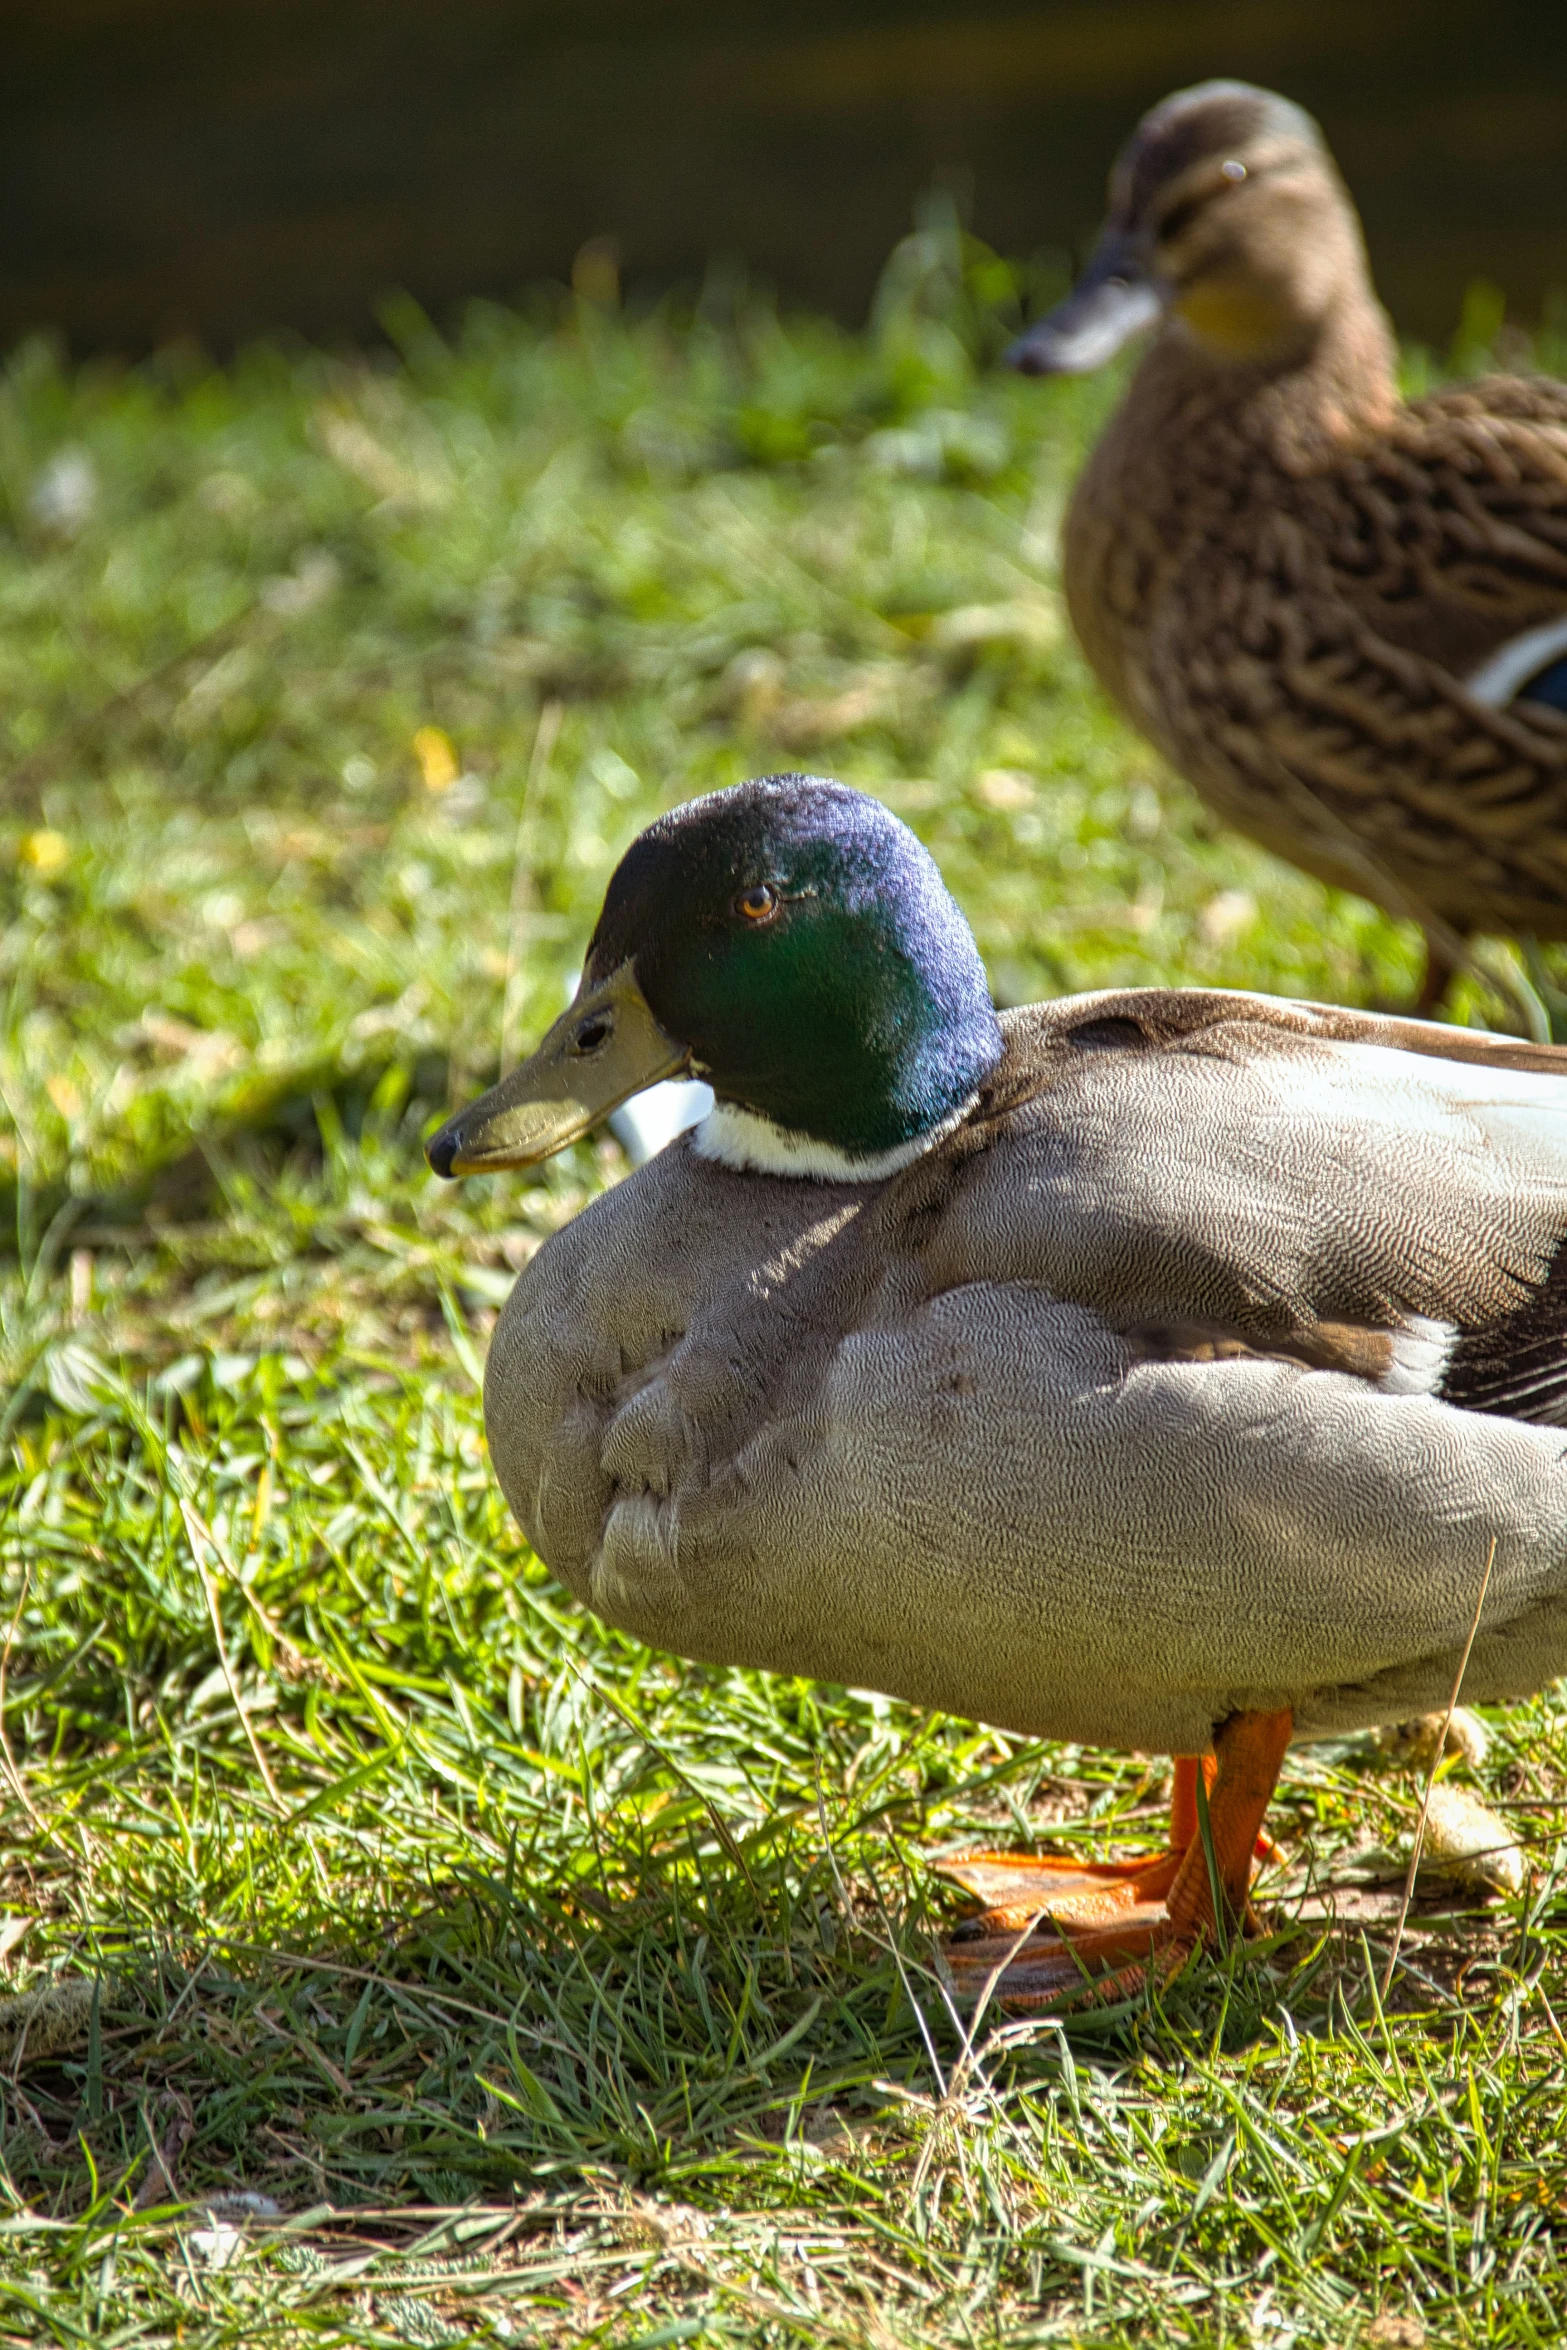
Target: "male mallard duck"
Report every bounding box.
[1009,80,1567,1011]
[429,775,1567,2006]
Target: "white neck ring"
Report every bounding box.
[690,1092,979,1183]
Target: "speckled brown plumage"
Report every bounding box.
[1016,82,1567,969]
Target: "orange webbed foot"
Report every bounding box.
[934,1710,1292,2012]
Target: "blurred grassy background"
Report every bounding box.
[4,233,1567,2345]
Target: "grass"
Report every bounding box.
[4,221,1567,2343]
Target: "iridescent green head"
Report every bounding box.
[428,774,1003,1181]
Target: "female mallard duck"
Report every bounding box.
[1008,80,1567,1011]
[429,775,1567,2007]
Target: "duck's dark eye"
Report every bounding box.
[734,883,780,924]
[1157,194,1206,244]
[573,1012,613,1054]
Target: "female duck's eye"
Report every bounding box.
[1159,163,1246,247]
[734,883,780,924]
[1157,194,1206,244]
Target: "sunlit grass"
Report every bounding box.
[4,236,1567,2344]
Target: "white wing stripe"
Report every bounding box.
[1465,614,1567,709]
[1379,1315,1459,1397]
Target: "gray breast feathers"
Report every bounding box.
[483,998,1567,1755]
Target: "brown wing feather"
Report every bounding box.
[965,992,1567,1429]
[1067,334,1567,935]
[1150,533,1567,935]
[1033,984,1567,1077]
[1329,381,1567,672]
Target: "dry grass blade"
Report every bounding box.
[500,695,565,1072]
[1379,1533,1498,2000]
[177,1495,285,1814]
[0,1566,42,1833]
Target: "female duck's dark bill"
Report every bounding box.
[1006,237,1162,376]
[427,962,688,1177]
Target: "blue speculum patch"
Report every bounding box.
[1516,654,1567,714]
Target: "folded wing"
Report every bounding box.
[926,990,1567,1424]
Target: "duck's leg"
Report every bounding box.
[936,1708,1291,2010]
[1169,1751,1218,1848]
[1412,934,1457,1021]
